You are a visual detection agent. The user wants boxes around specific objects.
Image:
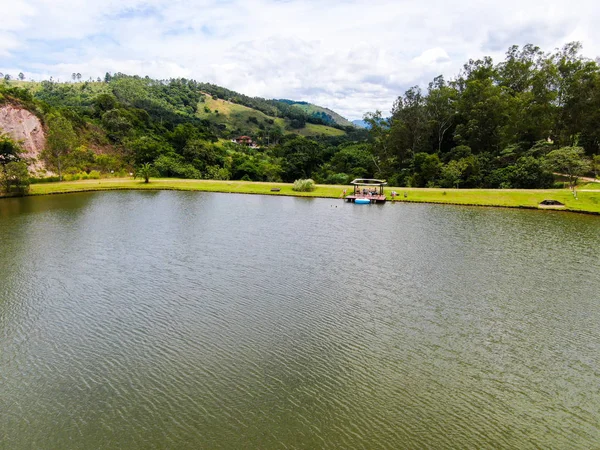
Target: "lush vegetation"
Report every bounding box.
[0,42,598,193]
[363,42,599,188]
[0,133,30,195]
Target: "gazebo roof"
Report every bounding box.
[350,178,387,186]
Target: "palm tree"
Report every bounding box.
[136,163,154,183]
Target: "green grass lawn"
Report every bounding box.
[579,182,600,190]
[13,178,600,214]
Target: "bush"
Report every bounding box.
[88,170,101,179]
[292,178,316,192]
[30,175,60,184]
[64,173,81,181]
[204,165,230,180]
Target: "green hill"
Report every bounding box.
[197,95,346,137]
[278,100,353,127]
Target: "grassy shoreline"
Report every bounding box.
[2,178,600,214]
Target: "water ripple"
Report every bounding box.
[1,192,599,449]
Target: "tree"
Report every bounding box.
[510,156,554,188]
[101,109,132,140]
[18,72,25,81]
[135,163,154,183]
[0,134,25,194]
[545,146,590,188]
[0,133,22,165]
[1,162,30,195]
[440,160,465,188]
[391,86,428,156]
[125,136,170,165]
[4,74,11,81]
[364,110,391,166]
[592,154,600,179]
[426,76,456,153]
[76,73,82,81]
[276,137,325,182]
[43,114,77,180]
[410,152,442,187]
[92,93,117,115]
[454,62,509,154]
[72,73,77,82]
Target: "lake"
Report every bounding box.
[1,191,599,449]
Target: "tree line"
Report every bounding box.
[0,42,598,195]
[363,42,599,188]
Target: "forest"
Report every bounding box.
[1,42,599,193]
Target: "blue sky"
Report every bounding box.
[1,0,598,119]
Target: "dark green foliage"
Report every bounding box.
[0,135,29,195]
[5,43,596,189]
[361,42,598,188]
[1,161,30,195]
[275,137,326,182]
[0,133,22,164]
[125,136,172,165]
[154,154,201,179]
[510,157,554,188]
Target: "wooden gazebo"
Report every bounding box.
[345,179,387,204]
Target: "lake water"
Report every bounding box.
[1,191,599,449]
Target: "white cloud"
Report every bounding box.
[1,0,599,119]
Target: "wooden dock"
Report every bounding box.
[345,195,387,204]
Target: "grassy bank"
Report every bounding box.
[5,178,600,214]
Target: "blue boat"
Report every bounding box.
[355,198,371,204]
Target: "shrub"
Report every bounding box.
[204,165,230,180]
[30,175,60,184]
[292,178,316,192]
[64,173,81,181]
[88,170,101,179]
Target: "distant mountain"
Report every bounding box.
[351,119,369,129]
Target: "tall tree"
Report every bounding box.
[390,86,428,156]
[426,76,457,153]
[43,114,77,180]
[454,58,509,154]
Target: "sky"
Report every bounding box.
[1,0,599,120]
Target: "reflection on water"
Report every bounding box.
[1,191,599,449]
